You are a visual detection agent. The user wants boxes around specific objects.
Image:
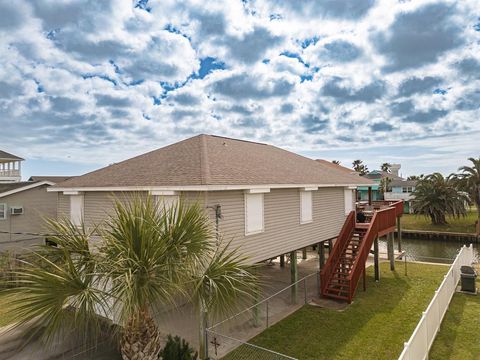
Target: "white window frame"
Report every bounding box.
[0,203,6,220]
[70,194,84,226]
[155,195,179,213]
[300,191,313,224]
[344,189,354,215]
[244,193,265,235]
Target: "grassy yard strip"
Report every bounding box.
[224,262,447,360]
[429,277,480,360]
[402,210,477,234]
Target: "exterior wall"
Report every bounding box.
[0,185,57,251]
[206,188,346,263]
[59,188,347,264]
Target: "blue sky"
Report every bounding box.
[0,0,479,180]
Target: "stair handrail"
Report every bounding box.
[347,206,397,301]
[320,211,355,294]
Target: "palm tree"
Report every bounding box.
[352,160,368,175]
[380,163,392,172]
[332,160,340,165]
[407,175,423,181]
[1,196,258,359]
[456,157,480,226]
[411,173,469,225]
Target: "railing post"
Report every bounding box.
[374,236,380,281]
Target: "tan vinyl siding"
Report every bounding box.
[0,185,57,251]
[206,188,346,263]
[67,188,346,264]
[57,193,70,219]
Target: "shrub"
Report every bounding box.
[159,335,198,360]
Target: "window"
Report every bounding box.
[300,191,313,224]
[344,189,354,215]
[155,195,179,213]
[0,203,6,220]
[402,187,408,193]
[245,193,264,235]
[70,195,84,226]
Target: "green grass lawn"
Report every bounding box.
[430,275,480,360]
[224,262,447,360]
[402,210,478,234]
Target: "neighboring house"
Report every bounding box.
[383,179,417,214]
[50,134,375,264]
[0,150,24,183]
[0,176,74,251]
[356,164,416,213]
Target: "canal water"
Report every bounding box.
[378,237,479,264]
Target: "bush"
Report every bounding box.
[159,335,198,360]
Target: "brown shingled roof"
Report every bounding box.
[0,150,24,161]
[56,134,375,188]
[315,159,358,175]
[28,176,74,183]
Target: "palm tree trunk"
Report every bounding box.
[121,310,162,360]
[198,298,208,360]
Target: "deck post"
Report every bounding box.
[388,233,395,271]
[290,250,298,304]
[397,216,402,252]
[318,242,325,270]
[374,236,379,281]
[302,247,307,260]
[328,239,333,255]
[279,254,285,268]
[368,186,372,205]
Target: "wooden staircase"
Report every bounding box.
[320,201,403,303]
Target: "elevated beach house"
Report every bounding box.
[49,134,375,266]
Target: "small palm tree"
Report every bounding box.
[1,196,258,359]
[352,160,368,175]
[332,160,340,165]
[456,157,480,225]
[381,163,392,172]
[412,173,469,225]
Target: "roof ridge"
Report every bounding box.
[199,134,210,185]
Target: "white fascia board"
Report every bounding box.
[48,183,372,193]
[244,188,270,194]
[302,186,318,191]
[346,186,357,190]
[149,190,179,196]
[63,191,83,195]
[0,181,55,198]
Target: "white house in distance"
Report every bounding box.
[50,134,375,265]
[0,149,74,251]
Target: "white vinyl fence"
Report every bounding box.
[398,244,475,360]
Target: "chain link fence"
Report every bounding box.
[206,271,320,359]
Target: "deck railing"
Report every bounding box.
[0,169,20,177]
[320,211,355,294]
[371,200,404,217]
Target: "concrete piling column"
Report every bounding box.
[318,242,325,270]
[290,250,298,304]
[374,236,379,281]
[302,247,307,260]
[388,233,395,271]
[328,239,333,255]
[397,216,402,252]
[280,254,285,268]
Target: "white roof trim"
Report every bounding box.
[0,181,55,198]
[49,183,375,193]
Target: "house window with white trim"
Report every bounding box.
[155,195,179,213]
[70,195,84,226]
[300,191,313,224]
[344,189,354,215]
[245,193,264,235]
[0,203,6,220]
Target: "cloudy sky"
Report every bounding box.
[0,0,479,179]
